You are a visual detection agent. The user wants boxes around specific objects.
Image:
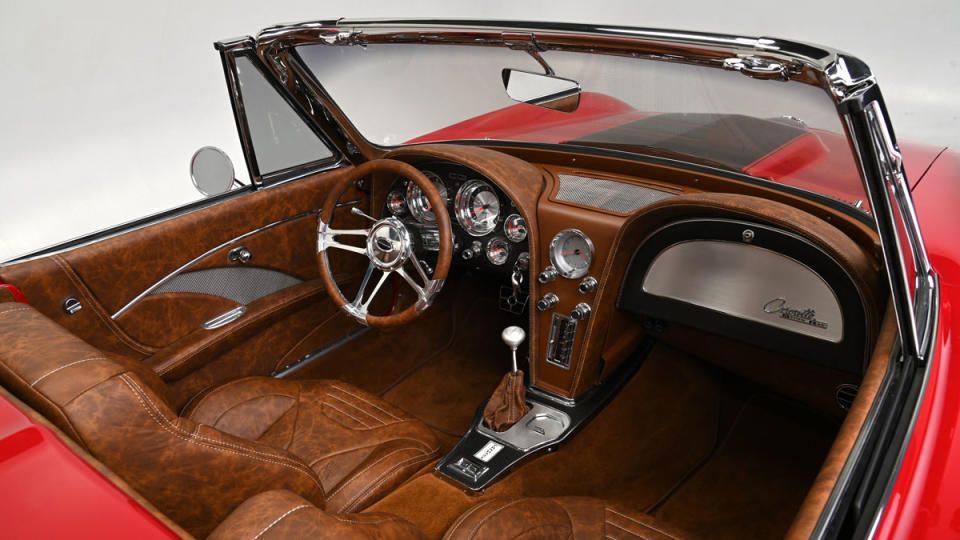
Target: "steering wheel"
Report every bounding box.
[317,159,453,327]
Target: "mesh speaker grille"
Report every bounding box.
[556,174,675,213]
[152,267,301,305]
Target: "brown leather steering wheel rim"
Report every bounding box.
[317,159,453,327]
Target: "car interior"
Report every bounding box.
[0,134,894,539]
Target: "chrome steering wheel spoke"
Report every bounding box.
[318,219,370,256]
[398,255,444,312]
[344,263,391,321]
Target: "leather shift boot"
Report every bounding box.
[482,371,530,432]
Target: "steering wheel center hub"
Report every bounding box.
[366,217,411,271]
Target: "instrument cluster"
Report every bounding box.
[382,161,530,274]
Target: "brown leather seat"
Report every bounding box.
[182,377,439,513]
[444,496,683,539]
[209,489,425,539]
[211,492,683,539]
[0,304,438,537]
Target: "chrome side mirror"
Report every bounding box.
[190,146,235,197]
[501,68,581,113]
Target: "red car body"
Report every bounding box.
[1,83,956,539]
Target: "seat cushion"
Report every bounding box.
[184,377,439,513]
[444,496,684,539]
[209,489,424,539]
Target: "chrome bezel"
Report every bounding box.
[485,237,510,266]
[549,229,594,279]
[503,213,528,242]
[386,189,406,215]
[455,179,500,237]
[405,170,446,223]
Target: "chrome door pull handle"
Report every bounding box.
[202,306,247,330]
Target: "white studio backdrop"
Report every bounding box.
[1,0,957,262]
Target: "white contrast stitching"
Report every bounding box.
[119,375,323,490]
[606,508,678,539]
[0,306,33,316]
[30,356,106,386]
[326,393,389,426]
[328,385,401,421]
[321,400,373,429]
[252,504,310,540]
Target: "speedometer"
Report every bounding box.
[406,171,448,223]
[455,180,501,236]
[549,229,594,279]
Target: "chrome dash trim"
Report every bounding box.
[111,210,318,319]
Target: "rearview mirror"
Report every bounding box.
[501,69,581,113]
[190,146,235,197]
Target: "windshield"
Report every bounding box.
[298,42,867,209]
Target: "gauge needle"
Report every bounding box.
[562,250,589,262]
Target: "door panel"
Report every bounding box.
[0,166,367,393]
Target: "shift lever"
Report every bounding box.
[483,326,531,432]
[502,326,525,373]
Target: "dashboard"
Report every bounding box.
[379,144,883,411]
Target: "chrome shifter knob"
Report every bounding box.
[502,326,526,373]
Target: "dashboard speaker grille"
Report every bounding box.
[555,174,676,213]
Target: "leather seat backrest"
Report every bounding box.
[0,303,324,538]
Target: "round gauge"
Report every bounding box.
[386,190,406,215]
[549,229,594,279]
[486,237,510,266]
[455,180,501,236]
[503,214,527,242]
[406,171,448,223]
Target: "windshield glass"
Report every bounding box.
[298,42,867,209]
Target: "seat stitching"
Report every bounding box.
[30,356,106,386]
[328,384,401,421]
[252,504,310,540]
[464,498,530,540]
[0,306,34,316]
[606,521,643,538]
[332,515,397,525]
[207,393,297,428]
[325,446,426,499]
[120,375,321,488]
[606,508,678,540]
[124,376,308,468]
[341,453,436,513]
[549,498,577,537]
[306,437,436,467]
[0,360,86,445]
[322,400,374,429]
[326,393,389,426]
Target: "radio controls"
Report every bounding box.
[538,266,559,283]
[536,293,559,311]
[461,240,482,260]
[571,303,592,320]
[578,276,598,294]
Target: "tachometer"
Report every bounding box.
[549,229,594,279]
[503,214,527,242]
[455,180,501,236]
[406,170,448,223]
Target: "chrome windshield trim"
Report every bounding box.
[110,209,319,319]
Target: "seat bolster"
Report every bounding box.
[208,490,425,540]
[183,376,301,440]
[444,497,683,540]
